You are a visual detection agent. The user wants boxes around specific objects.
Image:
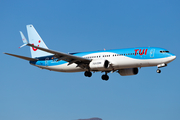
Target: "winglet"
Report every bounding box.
[19,31,28,48]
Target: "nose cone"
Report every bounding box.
[172,55,176,61]
[164,54,176,64]
[168,55,176,63]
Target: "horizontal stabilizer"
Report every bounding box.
[4,53,37,61]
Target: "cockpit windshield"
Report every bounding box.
[160,51,169,53]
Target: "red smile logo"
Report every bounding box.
[32,40,41,51]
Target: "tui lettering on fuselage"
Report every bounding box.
[134,49,148,56]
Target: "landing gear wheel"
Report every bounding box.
[101,75,109,81]
[156,69,161,73]
[84,71,92,77]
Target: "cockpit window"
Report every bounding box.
[160,51,169,53]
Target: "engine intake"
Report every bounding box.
[118,68,138,76]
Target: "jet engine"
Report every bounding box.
[118,68,138,76]
[89,59,109,70]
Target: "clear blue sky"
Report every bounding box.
[0,0,180,120]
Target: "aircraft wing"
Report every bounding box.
[27,44,91,66]
[4,53,38,61]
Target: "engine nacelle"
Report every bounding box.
[89,59,109,70]
[118,68,138,76]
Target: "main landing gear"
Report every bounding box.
[101,72,109,81]
[84,71,92,77]
[84,71,109,81]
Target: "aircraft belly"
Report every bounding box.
[33,63,85,72]
[112,57,140,68]
[111,56,150,69]
[49,63,85,72]
[112,56,174,69]
[148,56,175,66]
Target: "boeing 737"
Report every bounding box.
[4,25,176,80]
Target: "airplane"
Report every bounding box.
[4,24,176,81]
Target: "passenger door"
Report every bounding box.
[150,49,155,58]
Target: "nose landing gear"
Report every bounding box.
[156,69,161,73]
[156,63,167,73]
